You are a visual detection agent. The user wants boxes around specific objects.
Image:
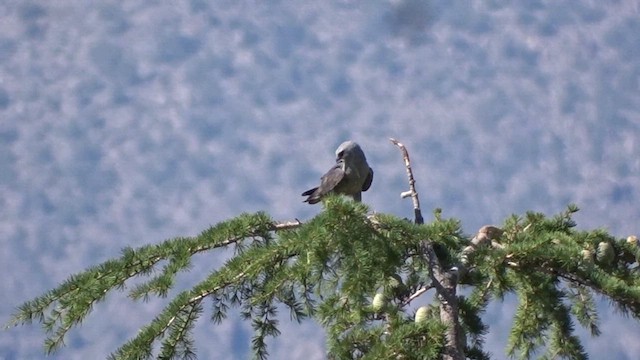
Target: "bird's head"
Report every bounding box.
[335,141,364,163]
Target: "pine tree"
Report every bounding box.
[7,140,640,360]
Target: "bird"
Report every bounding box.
[302,141,373,204]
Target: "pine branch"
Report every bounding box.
[9,213,269,325]
[158,301,202,360]
[567,284,600,336]
[108,238,298,359]
[8,212,298,355]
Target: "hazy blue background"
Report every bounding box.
[1,1,639,359]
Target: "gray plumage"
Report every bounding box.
[302,141,373,204]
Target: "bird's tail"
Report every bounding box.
[302,187,321,204]
[301,187,318,196]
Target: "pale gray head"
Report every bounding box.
[335,141,366,163]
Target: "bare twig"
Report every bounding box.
[400,285,432,307]
[390,138,424,225]
[272,219,303,231]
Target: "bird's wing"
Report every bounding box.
[302,163,345,203]
[317,163,345,195]
[361,167,373,192]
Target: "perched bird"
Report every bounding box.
[302,141,373,204]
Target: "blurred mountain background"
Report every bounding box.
[1,1,638,359]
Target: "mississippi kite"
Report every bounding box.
[302,141,373,204]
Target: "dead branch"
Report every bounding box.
[390,138,462,360]
[390,138,424,225]
[400,285,433,307]
[461,225,505,268]
[271,219,303,231]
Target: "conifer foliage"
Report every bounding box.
[8,141,640,360]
